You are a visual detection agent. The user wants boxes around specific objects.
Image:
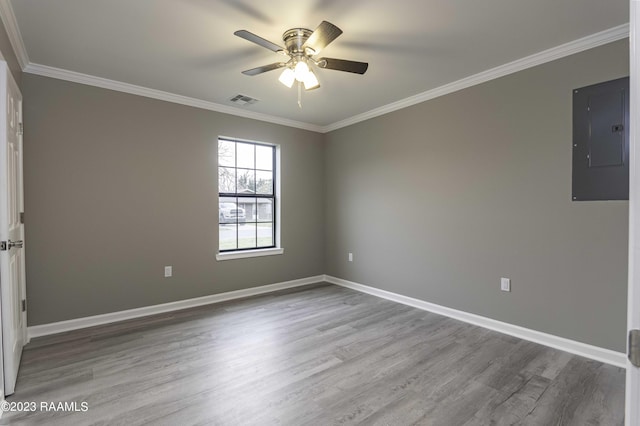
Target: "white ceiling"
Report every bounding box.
[7,0,630,129]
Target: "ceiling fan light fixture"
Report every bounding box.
[235,21,368,102]
[303,69,319,90]
[294,60,310,82]
[278,68,295,88]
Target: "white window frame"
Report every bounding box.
[216,137,282,261]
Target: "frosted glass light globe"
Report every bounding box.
[294,61,310,82]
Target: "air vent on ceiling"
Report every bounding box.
[229,94,259,106]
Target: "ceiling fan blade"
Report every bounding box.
[318,58,368,74]
[234,30,284,53]
[241,62,286,76]
[302,21,343,55]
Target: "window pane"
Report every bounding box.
[236,198,254,222]
[237,169,255,193]
[256,198,273,222]
[238,223,257,249]
[257,222,274,247]
[219,223,237,250]
[219,196,245,224]
[218,167,236,193]
[218,140,236,167]
[238,197,257,221]
[256,145,273,170]
[256,170,273,195]
[236,143,255,169]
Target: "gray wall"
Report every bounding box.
[22,39,630,352]
[325,39,629,352]
[22,74,325,325]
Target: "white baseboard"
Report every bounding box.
[27,275,324,339]
[324,275,627,369]
[28,274,627,369]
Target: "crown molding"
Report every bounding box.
[0,0,28,69]
[11,18,630,135]
[320,23,630,133]
[24,63,323,133]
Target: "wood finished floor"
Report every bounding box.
[1,283,625,425]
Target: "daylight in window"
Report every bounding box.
[218,138,276,252]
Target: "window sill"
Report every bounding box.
[216,248,284,261]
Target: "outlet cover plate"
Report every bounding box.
[501,277,510,292]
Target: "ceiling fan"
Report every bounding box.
[234,21,368,94]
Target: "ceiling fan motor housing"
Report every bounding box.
[283,28,313,55]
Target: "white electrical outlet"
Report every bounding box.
[164,266,172,278]
[348,253,353,262]
[500,277,510,292]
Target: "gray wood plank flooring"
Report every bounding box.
[1,283,625,425]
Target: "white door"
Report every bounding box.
[628,1,640,424]
[0,63,25,396]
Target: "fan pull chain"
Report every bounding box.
[297,81,302,108]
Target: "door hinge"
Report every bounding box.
[630,329,640,367]
[21,299,25,312]
[20,212,24,224]
[18,122,23,136]
[0,241,6,251]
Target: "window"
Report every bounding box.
[217,138,279,257]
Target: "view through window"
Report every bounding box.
[218,138,276,252]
